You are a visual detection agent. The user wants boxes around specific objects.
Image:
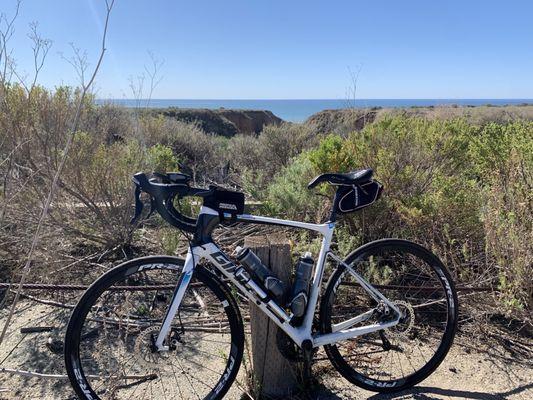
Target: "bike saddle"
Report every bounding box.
[307,169,373,189]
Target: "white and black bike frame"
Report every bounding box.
[154,206,401,351]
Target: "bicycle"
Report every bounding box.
[65,169,458,400]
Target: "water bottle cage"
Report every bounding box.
[290,291,308,306]
[234,267,270,301]
[234,267,251,284]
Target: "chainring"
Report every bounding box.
[276,329,301,362]
[276,329,319,363]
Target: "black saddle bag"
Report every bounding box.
[336,180,383,213]
[204,187,245,222]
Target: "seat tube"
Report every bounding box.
[301,223,335,333]
[155,246,196,351]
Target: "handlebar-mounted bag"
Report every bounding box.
[203,186,245,222]
[336,180,383,213]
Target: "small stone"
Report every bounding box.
[449,367,458,373]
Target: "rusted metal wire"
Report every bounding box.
[0,282,497,292]
[0,282,202,291]
[339,282,497,292]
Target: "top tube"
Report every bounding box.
[236,213,334,236]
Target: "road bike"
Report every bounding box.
[65,169,458,399]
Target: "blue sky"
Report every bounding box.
[4,0,533,99]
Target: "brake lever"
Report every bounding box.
[147,197,156,218]
[130,185,144,224]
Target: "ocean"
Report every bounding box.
[97,99,533,123]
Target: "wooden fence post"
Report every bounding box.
[245,235,299,399]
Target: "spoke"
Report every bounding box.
[159,374,168,400]
[175,356,202,400]
[169,362,185,399]
[394,339,405,379]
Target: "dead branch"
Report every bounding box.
[20,326,56,334]
[27,21,52,93]
[9,290,75,309]
[0,0,21,82]
[0,0,116,347]
[144,50,164,108]
[0,367,157,381]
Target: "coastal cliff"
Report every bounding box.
[305,104,533,135]
[156,107,283,137]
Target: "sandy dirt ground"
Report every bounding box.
[1,301,531,400]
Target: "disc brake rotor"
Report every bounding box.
[387,300,415,339]
[134,326,170,367]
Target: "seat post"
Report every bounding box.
[328,187,341,222]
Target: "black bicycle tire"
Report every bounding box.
[64,255,244,400]
[319,239,458,393]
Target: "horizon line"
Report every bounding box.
[96,97,533,101]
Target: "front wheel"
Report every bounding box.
[320,239,458,393]
[65,256,244,400]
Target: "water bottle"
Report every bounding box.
[234,246,286,302]
[289,252,314,318]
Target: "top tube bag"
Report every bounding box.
[337,180,383,213]
[203,186,245,222]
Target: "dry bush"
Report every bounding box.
[258,123,318,176]
[376,104,533,125]
[484,156,532,316]
[226,134,261,173]
[227,123,318,194]
[139,116,227,184]
[86,103,135,144]
[473,123,533,316]
[0,85,180,258]
[305,108,378,136]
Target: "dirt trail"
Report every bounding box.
[313,343,532,399]
[1,301,531,399]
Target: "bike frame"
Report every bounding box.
[155,206,401,351]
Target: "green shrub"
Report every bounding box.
[227,123,318,192]
[140,117,227,184]
[148,144,180,173]
[474,122,533,312]
[265,154,324,221]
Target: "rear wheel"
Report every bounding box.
[65,256,244,400]
[320,239,458,392]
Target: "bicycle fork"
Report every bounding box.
[154,248,196,351]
